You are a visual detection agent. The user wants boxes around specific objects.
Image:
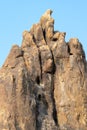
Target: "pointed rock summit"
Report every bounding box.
[0,10,87,130]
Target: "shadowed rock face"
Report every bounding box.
[0,9,87,130]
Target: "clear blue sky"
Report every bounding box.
[0,0,87,67]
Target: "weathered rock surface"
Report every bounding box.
[0,10,87,130]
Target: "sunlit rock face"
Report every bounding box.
[0,10,87,130]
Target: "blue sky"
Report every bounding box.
[0,0,87,67]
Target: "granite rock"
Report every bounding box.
[0,10,87,130]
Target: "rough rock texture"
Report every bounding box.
[0,10,87,130]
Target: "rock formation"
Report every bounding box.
[0,10,87,130]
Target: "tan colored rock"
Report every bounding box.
[40,9,54,41]
[0,52,36,130]
[30,23,46,47]
[68,38,85,57]
[52,32,66,42]
[39,45,53,73]
[23,45,41,82]
[45,19,54,40]
[53,37,87,129]
[22,31,35,48]
[40,9,53,30]
[0,10,87,130]
[50,32,69,59]
[3,45,23,68]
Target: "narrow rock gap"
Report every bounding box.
[36,76,40,85]
[52,80,58,126]
[51,69,58,126]
[67,44,73,56]
[13,78,18,130]
[52,38,58,42]
[11,76,19,130]
[50,49,59,126]
[38,49,43,80]
[15,52,23,58]
[50,50,56,74]
[43,30,46,40]
[32,35,36,43]
[43,29,47,44]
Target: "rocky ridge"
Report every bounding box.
[0,10,87,130]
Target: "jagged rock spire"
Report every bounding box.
[0,10,87,130]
